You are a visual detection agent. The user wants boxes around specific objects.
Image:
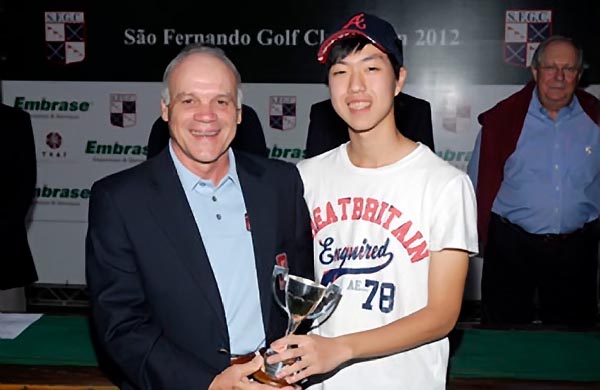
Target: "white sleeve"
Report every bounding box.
[429,173,479,254]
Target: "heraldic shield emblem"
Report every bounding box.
[45,11,86,65]
[504,9,552,68]
[110,94,137,128]
[269,96,297,131]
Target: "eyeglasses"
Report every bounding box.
[538,65,580,78]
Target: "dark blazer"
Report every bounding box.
[305,93,435,158]
[0,104,37,290]
[85,148,313,389]
[147,104,268,159]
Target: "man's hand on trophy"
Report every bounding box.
[210,353,296,390]
[267,334,352,384]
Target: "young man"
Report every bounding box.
[267,13,478,389]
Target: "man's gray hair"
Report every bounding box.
[531,35,583,70]
[160,44,243,108]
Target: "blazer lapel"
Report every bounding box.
[235,153,277,332]
[146,151,227,334]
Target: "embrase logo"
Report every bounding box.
[14,96,91,112]
[35,185,91,199]
[85,140,148,155]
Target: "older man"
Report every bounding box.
[86,44,312,390]
[468,35,600,327]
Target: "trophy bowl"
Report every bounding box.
[252,265,342,387]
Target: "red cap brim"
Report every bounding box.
[317,29,387,64]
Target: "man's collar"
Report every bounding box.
[532,88,579,118]
[168,140,240,190]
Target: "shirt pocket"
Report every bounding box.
[568,143,600,187]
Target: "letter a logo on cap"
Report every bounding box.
[343,13,366,30]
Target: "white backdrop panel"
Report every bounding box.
[3,80,598,299]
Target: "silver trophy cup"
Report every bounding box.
[253,265,342,387]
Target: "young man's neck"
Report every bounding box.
[346,126,417,168]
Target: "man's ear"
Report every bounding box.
[395,67,407,97]
[237,107,242,125]
[530,66,538,84]
[576,68,583,84]
[160,100,169,122]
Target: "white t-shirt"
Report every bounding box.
[297,143,478,390]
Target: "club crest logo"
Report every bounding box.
[269,96,296,131]
[275,252,288,268]
[45,11,86,65]
[275,252,288,290]
[504,9,552,67]
[110,94,137,128]
[245,213,251,232]
[440,92,471,134]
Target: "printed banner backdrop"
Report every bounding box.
[1,1,599,298]
[2,1,599,84]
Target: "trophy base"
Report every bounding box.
[230,348,294,387]
[252,369,290,388]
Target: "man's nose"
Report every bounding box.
[193,104,217,121]
[554,69,565,81]
[348,70,366,93]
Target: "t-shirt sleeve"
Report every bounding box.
[428,173,479,254]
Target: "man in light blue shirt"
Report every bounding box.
[468,35,600,327]
[171,145,266,355]
[86,44,313,390]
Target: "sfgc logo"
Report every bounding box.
[110,94,137,128]
[269,96,296,131]
[504,9,552,67]
[45,11,86,65]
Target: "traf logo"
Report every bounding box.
[110,94,137,128]
[504,9,552,67]
[269,96,296,131]
[41,132,67,159]
[46,132,62,149]
[45,11,86,65]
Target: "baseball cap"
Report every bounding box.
[317,12,403,66]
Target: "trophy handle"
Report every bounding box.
[271,265,289,312]
[306,283,342,328]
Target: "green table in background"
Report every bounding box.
[449,327,600,383]
[0,315,99,367]
[1,315,599,389]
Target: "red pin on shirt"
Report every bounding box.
[245,213,251,232]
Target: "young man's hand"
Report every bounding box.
[267,334,352,384]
